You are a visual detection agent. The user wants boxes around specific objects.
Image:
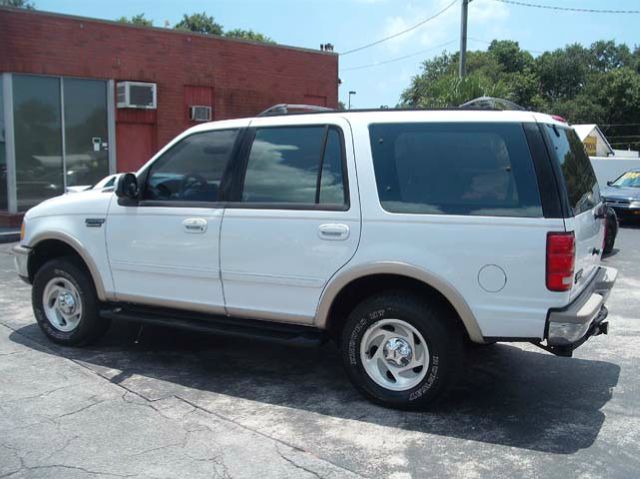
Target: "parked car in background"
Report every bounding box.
[601,170,640,222]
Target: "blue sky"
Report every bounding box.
[36,0,639,108]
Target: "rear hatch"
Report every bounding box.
[541,122,604,301]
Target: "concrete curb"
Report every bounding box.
[0,232,19,244]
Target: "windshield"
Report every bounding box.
[611,171,640,188]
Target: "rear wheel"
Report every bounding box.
[340,292,464,410]
[32,258,110,346]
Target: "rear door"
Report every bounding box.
[542,123,603,300]
[219,117,360,323]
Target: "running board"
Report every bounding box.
[99,305,326,347]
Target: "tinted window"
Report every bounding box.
[319,129,346,205]
[241,126,347,206]
[545,125,599,215]
[369,122,542,217]
[144,129,238,202]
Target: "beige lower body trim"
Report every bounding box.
[315,261,485,343]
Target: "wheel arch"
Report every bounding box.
[27,232,108,302]
[316,262,484,343]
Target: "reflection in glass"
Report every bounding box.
[13,75,63,211]
[63,79,109,187]
[319,128,346,205]
[242,127,325,203]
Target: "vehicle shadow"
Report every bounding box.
[10,320,619,455]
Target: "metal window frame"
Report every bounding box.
[60,77,68,191]
[107,79,116,174]
[2,73,17,214]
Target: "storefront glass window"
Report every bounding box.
[63,78,109,187]
[13,75,64,211]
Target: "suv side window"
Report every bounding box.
[240,125,347,208]
[143,129,238,203]
[544,125,600,216]
[369,122,543,217]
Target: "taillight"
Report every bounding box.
[546,232,575,291]
[551,114,568,124]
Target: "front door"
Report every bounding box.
[106,127,242,312]
[220,118,360,323]
[62,78,110,189]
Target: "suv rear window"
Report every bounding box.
[369,122,543,217]
[544,125,600,216]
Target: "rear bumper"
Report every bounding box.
[12,244,31,283]
[546,266,617,347]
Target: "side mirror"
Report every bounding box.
[115,173,139,200]
[606,181,613,186]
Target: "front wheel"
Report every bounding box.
[32,258,110,346]
[340,292,465,410]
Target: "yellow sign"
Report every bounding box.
[583,135,597,156]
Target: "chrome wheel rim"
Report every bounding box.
[360,318,429,391]
[42,277,83,332]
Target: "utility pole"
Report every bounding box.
[459,0,469,78]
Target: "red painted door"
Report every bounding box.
[116,123,156,172]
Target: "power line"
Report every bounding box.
[341,39,458,72]
[491,0,640,14]
[340,0,458,56]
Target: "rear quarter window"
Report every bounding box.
[544,125,600,216]
[368,122,543,217]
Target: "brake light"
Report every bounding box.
[546,232,575,291]
[551,114,568,124]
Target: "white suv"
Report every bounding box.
[14,106,617,409]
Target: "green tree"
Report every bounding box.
[488,39,534,73]
[399,38,640,150]
[174,12,223,35]
[0,0,35,9]
[116,13,153,27]
[224,28,275,44]
[401,72,509,108]
[536,44,591,101]
[589,40,632,72]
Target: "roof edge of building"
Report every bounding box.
[0,5,338,58]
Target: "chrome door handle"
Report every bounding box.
[183,217,208,234]
[318,223,349,241]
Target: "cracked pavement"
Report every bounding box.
[1,226,639,478]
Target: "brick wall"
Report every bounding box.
[0,7,339,170]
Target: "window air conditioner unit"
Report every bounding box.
[117,81,157,109]
[189,105,212,122]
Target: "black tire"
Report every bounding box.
[32,257,110,346]
[340,292,465,410]
[603,207,618,255]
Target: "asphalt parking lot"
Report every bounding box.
[1,226,639,479]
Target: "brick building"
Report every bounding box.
[0,7,338,224]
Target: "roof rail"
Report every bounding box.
[459,96,526,111]
[258,103,334,117]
